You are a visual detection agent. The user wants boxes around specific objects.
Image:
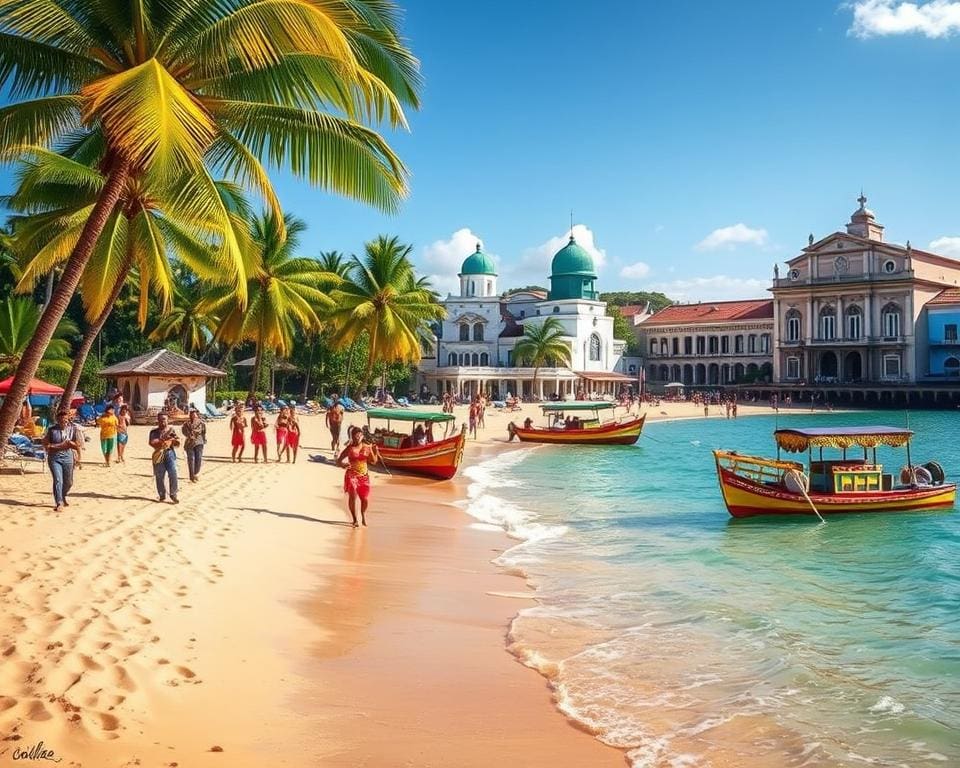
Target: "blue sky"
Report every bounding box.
[7,0,960,301]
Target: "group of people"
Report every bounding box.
[229,402,301,463]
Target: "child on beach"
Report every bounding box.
[285,409,301,463]
[116,404,131,463]
[338,426,381,528]
[98,404,119,466]
[230,403,247,462]
[251,405,269,463]
[326,394,344,454]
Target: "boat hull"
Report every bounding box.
[510,414,645,446]
[715,461,956,518]
[377,428,466,480]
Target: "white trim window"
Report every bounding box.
[785,310,801,342]
[819,306,836,340]
[786,356,801,380]
[845,306,862,340]
[883,354,901,379]
[881,303,901,338]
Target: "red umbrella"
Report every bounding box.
[0,376,65,395]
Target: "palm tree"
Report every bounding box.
[205,212,340,398]
[0,297,77,379]
[513,317,572,399]
[328,235,446,393]
[149,271,220,355]
[0,0,422,444]
[4,147,250,403]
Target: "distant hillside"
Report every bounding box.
[600,291,674,313]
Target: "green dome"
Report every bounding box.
[551,236,596,276]
[459,243,496,275]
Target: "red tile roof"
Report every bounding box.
[620,304,648,317]
[646,299,773,325]
[928,287,960,306]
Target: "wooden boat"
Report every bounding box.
[364,408,466,480]
[508,402,645,445]
[714,426,956,518]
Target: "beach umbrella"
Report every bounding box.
[0,376,64,396]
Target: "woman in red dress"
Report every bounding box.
[250,405,269,463]
[285,409,301,463]
[230,403,247,462]
[338,426,381,527]
[275,406,290,462]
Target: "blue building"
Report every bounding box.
[927,288,960,379]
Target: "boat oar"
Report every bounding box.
[787,469,825,523]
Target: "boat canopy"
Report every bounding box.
[774,426,914,453]
[540,402,615,412]
[365,408,455,424]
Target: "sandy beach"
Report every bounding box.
[0,399,780,767]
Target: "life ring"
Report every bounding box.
[507,422,516,442]
[899,465,933,486]
[923,461,945,484]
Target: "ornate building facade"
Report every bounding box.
[640,300,774,386]
[771,197,960,384]
[418,237,635,399]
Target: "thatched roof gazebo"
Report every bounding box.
[99,349,225,423]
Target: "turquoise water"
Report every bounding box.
[465,411,960,768]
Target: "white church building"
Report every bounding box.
[417,237,638,400]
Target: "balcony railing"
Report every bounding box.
[772,269,914,289]
[929,338,960,346]
[782,335,909,346]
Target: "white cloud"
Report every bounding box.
[648,275,770,302]
[849,0,960,38]
[620,261,652,280]
[417,228,497,295]
[929,236,960,257]
[695,223,769,251]
[519,224,607,273]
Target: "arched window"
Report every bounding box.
[659,338,667,355]
[447,352,456,366]
[470,280,475,296]
[945,357,960,377]
[459,324,469,341]
[468,353,476,365]
[649,338,658,355]
[734,335,744,353]
[819,304,836,340]
[759,333,771,353]
[882,303,901,338]
[844,304,862,339]
[589,334,602,362]
[785,309,801,342]
[473,322,484,342]
[486,281,492,295]
[480,352,489,366]
[748,334,757,353]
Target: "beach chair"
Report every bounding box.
[93,403,106,416]
[340,396,365,412]
[277,398,289,408]
[204,403,226,420]
[5,434,45,473]
[262,400,279,413]
[76,403,97,425]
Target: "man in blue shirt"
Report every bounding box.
[42,409,80,512]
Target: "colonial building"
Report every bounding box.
[640,300,774,387]
[925,287,960,380]
[418,237,634,399]
[771,196,960,384]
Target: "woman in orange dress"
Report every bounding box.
[337,426,381,527]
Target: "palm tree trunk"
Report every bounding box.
[302,338,315,399]
[61,260,133,405]
[42,271,55,311]
[362,325,379,394]
[532,366,539,401]
[0,157,131,446]
[343,340,357,397]
[248,342,263,400]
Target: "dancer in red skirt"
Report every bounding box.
[338,426,381,527]
[229,402,247,462]
[250,404,269,463]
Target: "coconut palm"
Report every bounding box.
[204,212,340,397]
[513,317,572,398]
[4,147,250,403]
[0,0,421,444]
[148,271,221,356]
[328,235,446,391]
[0,297,77,378]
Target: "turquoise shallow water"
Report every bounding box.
[464,411,960,768]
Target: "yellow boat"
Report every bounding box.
[714,426,956,518]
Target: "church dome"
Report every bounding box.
[459,243,496,275]
[551,235,596,276]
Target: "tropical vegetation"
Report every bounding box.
[512,317,572,395]
[0,297,78,379]
[0,0,422,445]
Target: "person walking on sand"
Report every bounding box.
[43,409,80,512]
[230,403,247,462]
[116,404,131,463]
[181,408,206,483]
[468,398,478,439]
[275,405,290,462]
[98,403,119,466]
[149,413,180,504]
[326,394,345,454]
[286,409,301,463]
[250,404,269,463]
[338,426,381,528]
